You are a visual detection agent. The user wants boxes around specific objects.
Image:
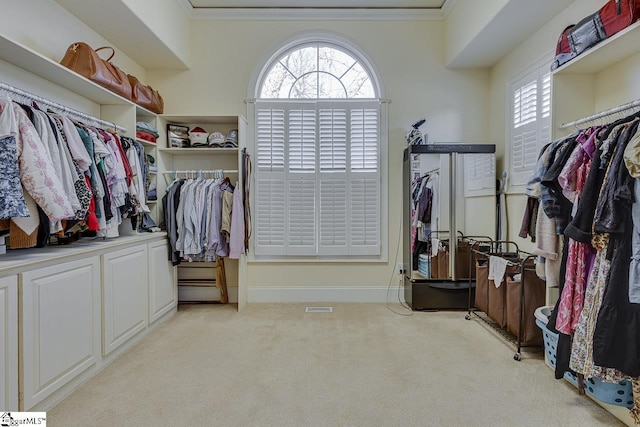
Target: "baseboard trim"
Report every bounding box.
[248,286,393,303]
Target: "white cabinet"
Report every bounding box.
[148,240,177,323]
[0,276,18,411]
[21,258,100,410]
[102,245,149,356]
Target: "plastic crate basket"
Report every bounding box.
[535,318,634,408]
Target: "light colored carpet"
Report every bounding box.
[47,303,624,426]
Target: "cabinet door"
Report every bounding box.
[0,276,17,411]
[22,258,100,410]
[148,240,176,323]
[102,245,149,356]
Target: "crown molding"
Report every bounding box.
[189,7,444,20]
[440,0,456,18]
[176,0,195,19]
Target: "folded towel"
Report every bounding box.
[488,255,509,288]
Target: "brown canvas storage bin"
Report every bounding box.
[456,241,472,279]
[436,248,449,278]
[487,277,507,327]
[474,260,489,313]
[506,268,545,345]
[430,240,475,279]
[430,254,439,278]
[487,260,519,328]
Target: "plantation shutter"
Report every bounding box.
[255,107,286,255]
[255,101,381,257]
[348,107,380,255]
[319,108,348,255]
[510,63,552,187]
[287,108,317,255]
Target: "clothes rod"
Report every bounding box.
[560,98,640,129]
[0,82,127,133]
[163,170,238,174]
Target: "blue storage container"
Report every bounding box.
[535,317,634,408]
[418,254,430,278]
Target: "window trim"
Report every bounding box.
[247,31,388,262]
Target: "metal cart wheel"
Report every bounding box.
[513,353,522,361]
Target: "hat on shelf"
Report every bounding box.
[224,129,238,147]
[189,126,209,147]
[208,131,226,147]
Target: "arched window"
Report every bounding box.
[259,43,376,99]
[251,34,387,258]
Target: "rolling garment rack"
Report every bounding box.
[465,240,543,361]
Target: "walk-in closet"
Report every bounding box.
[2,1,640,425]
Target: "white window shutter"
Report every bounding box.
[538,69,552,162]
[255,178,286,255]
[319,108,347,172]
[288,109,316,172]
[319,178,348,255]
[257,108,285,172]
[350,108,379,172]
[509,63,552,187]
[254,100,381,257]
[350,177,380,255]
[287,177,316,254]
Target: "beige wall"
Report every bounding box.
[445,0,508,66]
[488,0,608,253]
[147,20,490,292]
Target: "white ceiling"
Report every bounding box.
[188,0,446,7]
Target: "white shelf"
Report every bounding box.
[136,139,158,147]
[0,34,132,106]
[158,147,238,155]
[161,115,237,125]
[554,20,640,75]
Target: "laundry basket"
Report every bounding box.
[534,306,634,408]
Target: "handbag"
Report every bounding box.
[128,74,164,114]
[60,42,131,99]
[599,0,640,37]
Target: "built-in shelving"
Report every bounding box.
[158,147,238,155]
[136,139,157,147]
[0,34,130,105]
[554,20,640,75]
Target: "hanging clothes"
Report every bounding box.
[0,98,73,223]
[162,174,243,265]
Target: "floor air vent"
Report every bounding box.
[305,306,333,313]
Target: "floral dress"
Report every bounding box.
[569,241,628,382]
[556,162,595,335]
